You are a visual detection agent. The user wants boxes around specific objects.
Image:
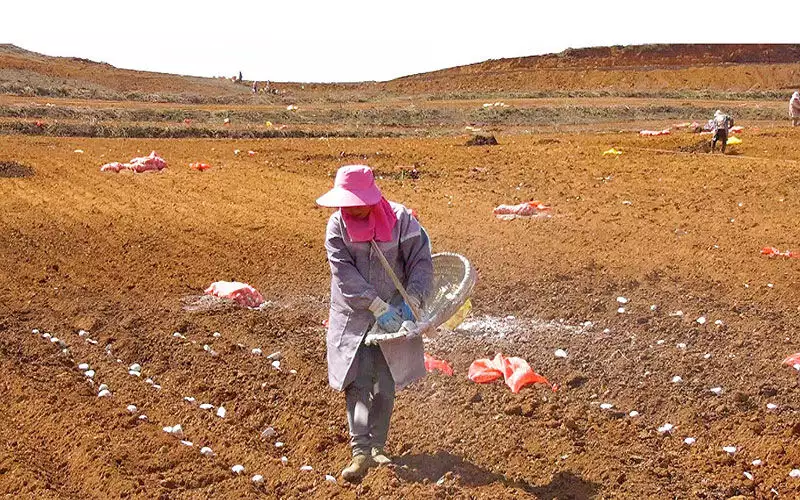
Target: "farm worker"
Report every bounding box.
[317,165,433,482]
[710,110,734,154]
[252,81,258,94]
[790,91,800,127]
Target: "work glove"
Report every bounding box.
[369,297,403,333]
[399,296,421,322]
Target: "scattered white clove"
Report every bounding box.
[127,404,137,413]
[231,465,245,475]
[744,471,753,481]
[300,465,313,471]
[98,389,111,397]
[599,403,613,410]
[670,310,684,317]
[252,348,262,355]
[271,360,281,370]
[267,351,282,360]
[752,459,763,467]
[138,414,148,421]
[617,307,625,314]
[128,370,141,377]
[696,316,706,325]
[251,474,264,484]
[791,469,800,478]
[275,442,284,448]
[676,343,687,349]
[84,370,95,378]
[281,456,288,465]
[129,363,141,373]
[703,353,712,359]
[671,376,683,384]
[212,332,221,338]
[650,305,657,311]
[260,427,276,439]
[723,446,737,455]
[629,411,640,418]
[616,296,629,304]
[199,403,213,410]
[98,384,108,392]
[325,474,337,483]
[200,447,215,456]
[180,440,193,447]
[554,349,568,359]
[657,423,674,434]
[216,407,226,418]
[184,397,196,404]
[684,437,696,446]
[710,387,723,395]
[78,363,89,371]
[767,403,778,410]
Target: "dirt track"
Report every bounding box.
[3,125,800,498]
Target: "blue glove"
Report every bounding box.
[399,296,421,322]
[377,307,403,333]
[369,297,403,333]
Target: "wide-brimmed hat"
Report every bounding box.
[316,165,383,207]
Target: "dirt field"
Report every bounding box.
[3,117,800,498]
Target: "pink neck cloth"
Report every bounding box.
[341,198,397,242]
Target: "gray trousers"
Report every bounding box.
[345,343,395,456]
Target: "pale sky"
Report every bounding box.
[3,0,796,83]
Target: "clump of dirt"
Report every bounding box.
[0,161,34,178]
[677,139,712,153]
[466,134,498,146]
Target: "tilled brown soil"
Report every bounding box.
[3,126,800,498]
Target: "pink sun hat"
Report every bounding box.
[316,165,383,207]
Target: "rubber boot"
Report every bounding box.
[371,447,392,465]
[341,453,374,483]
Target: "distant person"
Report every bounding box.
[790,91,800,127]
[252,81,258,94]
[710,110,734,154]
[238,71,243,82]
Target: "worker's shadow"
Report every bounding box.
[394,451,600,499]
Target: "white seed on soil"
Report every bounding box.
[32,329,39,334]
[289,369,297,374]
[231,465,245,475]
[163,424,183,437]
[325,475,337,483]
[791,469,800,478]
[261,427,276,439]
[252,348,262,355]
[723,446,737,455]
[84,370,95,378]
[200,447,215,456]
[599,403,613,410]
[184,397,196,403]
[216,407,226,418]
[767,403,778,410]
[676,343,687,349]
[98,389,111,397]
[127,405,137,413]
[78,363,89,370]
[78,330,88,337]
[251,474,264,484]
[180,440,193,447]
[671,376,683,383]
[670,310,684,317]
[267,352,282,360]
[554,349,568,359]
[43,333,51,339]
[50,337,60,343]
[86,339,98,345]
[213,332,221,338]
[768,283,774,288]
[129,363,141,373]
[98,384,108,392]
[272,360,281,370]
[145,378,154,385]
[703,353,712,359]
[138,414,148,421]
[684,437,696,446]
[696,316,706,324]
[128,371,141,377]
[753,459,763,466]
[714,320,723,326]
[629,411,640,418]
[617,307,625,314]
[281,456,288,465]
[203,344,211,352]
[710,387,723,395]
[657,423,674,434]
[153,385,161,390]
[656,340,665,345]
[616,297,629,304]
[744,471,753,481]
[275,442,284,448]
[300,465,313,471]
[650,305,657,311]
[199,403,214,410]
[173,332,185,339]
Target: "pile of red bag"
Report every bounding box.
[639,129,671,136]
[189,162,211,171]
[101,151,167,173]
[468,353,553,393]
[205,281,265,308]
[493,201,551,220]
[761,247,798,258]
